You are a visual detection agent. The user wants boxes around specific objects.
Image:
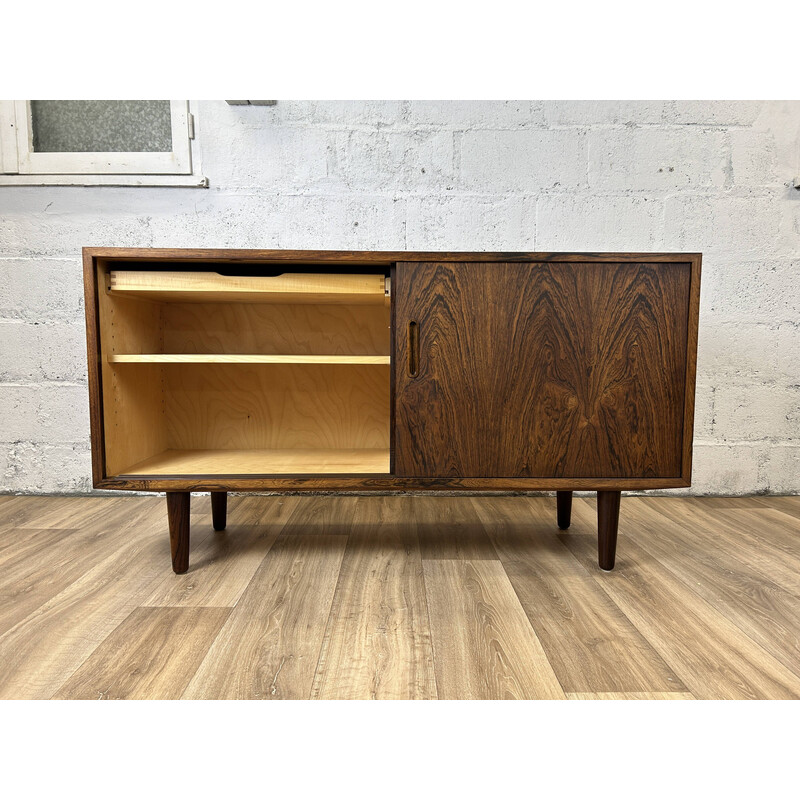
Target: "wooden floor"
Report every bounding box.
[0,493,798,700]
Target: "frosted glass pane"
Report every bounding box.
[30,101,173,153]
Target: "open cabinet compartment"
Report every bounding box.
[96,262,391,477]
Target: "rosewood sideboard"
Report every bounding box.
[83,248,701,573]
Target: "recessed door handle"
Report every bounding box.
[408,320,419,377]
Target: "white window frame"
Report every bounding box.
[0,100,207,187]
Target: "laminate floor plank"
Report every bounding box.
[0,497,159,577]
[642,499,800,572]
[424,558,565,699]
[666,497,769,510]
[0,499,167,637]
[143,496,300,608]
[0,529,96,637]
[276,495,368,537]
[713,508,800,576]
[0,496,123,539]
[415,495,498,561]
[312,496,436,700]
[563,500,800,700]
[753,496,800,520]
[471,496,685,694]
[622,500,800,677]
[0,497,138,560]
[668,495,800,518]
[2,495,799,701]
[182,531,348,700]
[0,496,32,517]
[568,692,695,700]
[0,496,76,531]
[635,501,800,587]
[0,515,172,700]
[53,607,231,700]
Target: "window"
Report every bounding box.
[0,100,206,186]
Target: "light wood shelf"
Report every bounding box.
[108,354,391,364]
[108,270,389,305]
[120,448,391,475]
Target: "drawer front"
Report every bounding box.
[393,261,692,479]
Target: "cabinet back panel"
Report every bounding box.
[162,302,390,356]
[394,262,690,478]
[164,364,390,451]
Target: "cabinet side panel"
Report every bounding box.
[394,261,690,479]
[83,253,105,485]
[681,255,702,484]
[96,266,168,475]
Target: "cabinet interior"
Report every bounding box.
[96,262,391,476]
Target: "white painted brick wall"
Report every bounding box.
[1,100,798,495]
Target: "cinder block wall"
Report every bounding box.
[1,100,798,494]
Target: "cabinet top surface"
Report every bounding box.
[84,247,701,265]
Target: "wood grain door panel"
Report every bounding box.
[393,261,690,478]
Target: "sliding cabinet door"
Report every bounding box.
[393,261,691,478]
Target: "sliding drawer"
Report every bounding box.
[108,270,389,305]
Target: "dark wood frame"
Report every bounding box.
[83,248,701,572]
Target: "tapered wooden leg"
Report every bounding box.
[167,492,190,574]
[211,491,227,531]
[556,491,572,530]
[597,490,621,571]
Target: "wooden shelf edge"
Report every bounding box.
[120,448,391,476]
[108,354,391,364]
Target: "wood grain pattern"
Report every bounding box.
[0,531,104,637]
[121,448,390,476]
[163,363,389,453]
[643,499,800,575]
[143,496,298,608]
[0,499,158,636]
[0,496,131,540]
[597,490,621,570]
[85,250,699,494]
[620,499,800,678]
[97,259,167,475]
[2,495,799,700]
[424,559,566,699]
[472,496,685,694]
[85,249,701,570]
[92,258,391,482]
[84,251,106,486]
[167,492,190,574]
[182,532,348,699]
[568,692,694,700]
[162,301,390,357]
[680,255,702,483]
[109,354,390,364]
[312,497,437,699]
[0,514,167,699]
[86,246,702,264]
[96,474,691,493]
[53,607,231,700]
[109,270,387,304]
[394,261,691,479]
[564,499,800,700]
[755,496,800,520]
[414,494,498,561]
